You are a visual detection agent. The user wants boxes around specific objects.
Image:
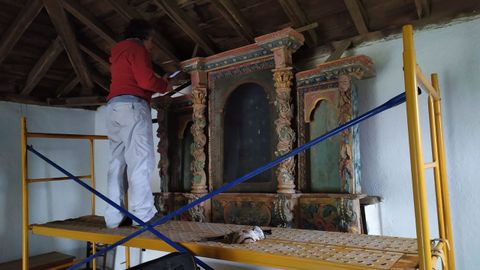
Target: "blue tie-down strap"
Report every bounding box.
[27,91,411,270]
[26,145,214,270]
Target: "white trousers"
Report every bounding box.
[104,98,157,228]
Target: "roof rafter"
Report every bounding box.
[277,0,318,47]
[62,0,117,46]
[48,96,106,107]
[20,36,64,96]
[79,43,110,71]
[0,93,46,105]
[0,0,43,65]
[326,39,352,62]
[43,0,94,91]
[105,0,180,69]
[91,72,110,93]
[210,0,255,43]
[153,0,217,55]
[56,74,80,98]
[344,0,369,35]
[414,0,431,19]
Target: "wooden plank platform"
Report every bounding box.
[31,216,419,270]
[0,252,75,270]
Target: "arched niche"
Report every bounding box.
[308,98,342,192]
[222,82,274,192]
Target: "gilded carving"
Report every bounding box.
[191,86,208,194]
[273,68,296,193]
[156,106,169,192]
[273,194,294,227]
[338,75,355,193]
[185,193,206,222]
[154,193,168,216]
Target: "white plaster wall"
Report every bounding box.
[0,102,96,262]
[349,19,480,269]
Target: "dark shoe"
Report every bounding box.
[133,213,163,227]
[119,216,133,227]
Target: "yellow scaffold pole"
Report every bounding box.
[432,74,456,270]
[21,117,29,270]
[89,138,97,270]
[402,24,432,270]
[427,80,448,268]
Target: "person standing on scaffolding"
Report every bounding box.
[105,19,169,228]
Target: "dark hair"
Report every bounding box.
[124,19,153,40]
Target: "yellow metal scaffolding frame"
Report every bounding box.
[20,121,133,269]
[402,24,455,270]
[20,24,455,270]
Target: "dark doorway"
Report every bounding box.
[223,83,273,185]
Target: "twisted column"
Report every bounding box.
[156,105,169,192]
[273,67,296,194]
[190,86,208,194]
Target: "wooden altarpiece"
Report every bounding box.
[152,28,375,233]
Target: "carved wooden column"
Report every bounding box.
[273,65,296,194]
[255,28,304,194]
[272,44,296,194]
[190,70,208,194]
[156,102,170,192]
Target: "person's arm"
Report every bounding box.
[131,46,168,93]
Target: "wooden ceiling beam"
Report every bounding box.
[414,0,431,19]
[20,36,64,96]
[277,0,318,47]
[210,0,255,43]
[105,0,180,66]
[344,0,369,35]
[0,93,47,106]
[48,96,106,107]
[91,73,110,93]
[326,39,352,62]
[56,74,80,98]
[79,43,110,71]
[0,0,43,65]
[43,0,94,90]
[295,22,318,33]
[153,0,217,55]
[62,0,117,46]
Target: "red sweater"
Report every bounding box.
[108,40,168,102]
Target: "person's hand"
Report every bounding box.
[162,73,170,83]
